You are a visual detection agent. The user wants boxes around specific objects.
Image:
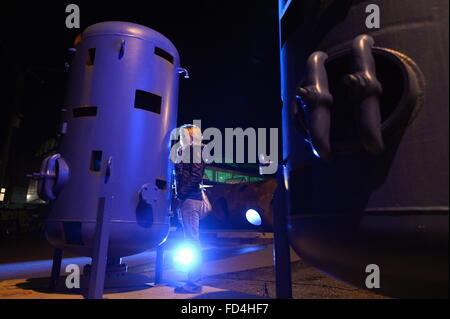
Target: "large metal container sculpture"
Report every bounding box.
[37,22,184,259]
[278,0,448,298]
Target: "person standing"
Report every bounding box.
[174,124,206,293]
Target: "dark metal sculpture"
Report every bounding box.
[278,0,448,298]
[296,51,333,160]
[344,34,384,155]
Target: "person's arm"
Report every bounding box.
[176,162,204,200]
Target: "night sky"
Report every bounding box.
[1,1,281,164]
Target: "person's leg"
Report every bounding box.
[186,211,202,284]
[180,199,203,288]
[180,199,200,241]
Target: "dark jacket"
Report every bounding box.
[174,145,205,201]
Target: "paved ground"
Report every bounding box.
[0,262,387,299]
[0,232,388,299]
[200,261,388,299]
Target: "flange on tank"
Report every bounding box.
[34,21,187,259]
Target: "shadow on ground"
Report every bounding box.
[15,273,157,298]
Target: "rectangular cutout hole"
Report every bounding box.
[90,150,102,172]
[73,106,97,118]
[63,222,84,245]
[86,48,96,66]
[134,89,162,114]
[155,178,167,190]
[154,47,174,64]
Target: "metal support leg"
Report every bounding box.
[87,196,112,299]
[154,243,165,285]
[273,165,293,299]
[49,248,63,290]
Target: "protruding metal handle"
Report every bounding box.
[344,34,384,155]
[27,154,69,201]
[105,156,112,184]
[177,68,189,79]
[296,51,333,160]
[119,40,126,59]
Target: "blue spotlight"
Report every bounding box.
[172,242,199,269]
[245,209,262,226]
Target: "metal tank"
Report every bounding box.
[278,0,448,298]
[35,22,186,260]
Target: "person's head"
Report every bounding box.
[179,124,202,147]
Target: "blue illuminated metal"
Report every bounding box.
[43,21,184,259]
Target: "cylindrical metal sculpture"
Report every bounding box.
[279,0,448,298]
[41,22,183,259]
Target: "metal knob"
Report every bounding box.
[296,51,333,160]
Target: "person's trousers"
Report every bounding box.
[179,198,203,283]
